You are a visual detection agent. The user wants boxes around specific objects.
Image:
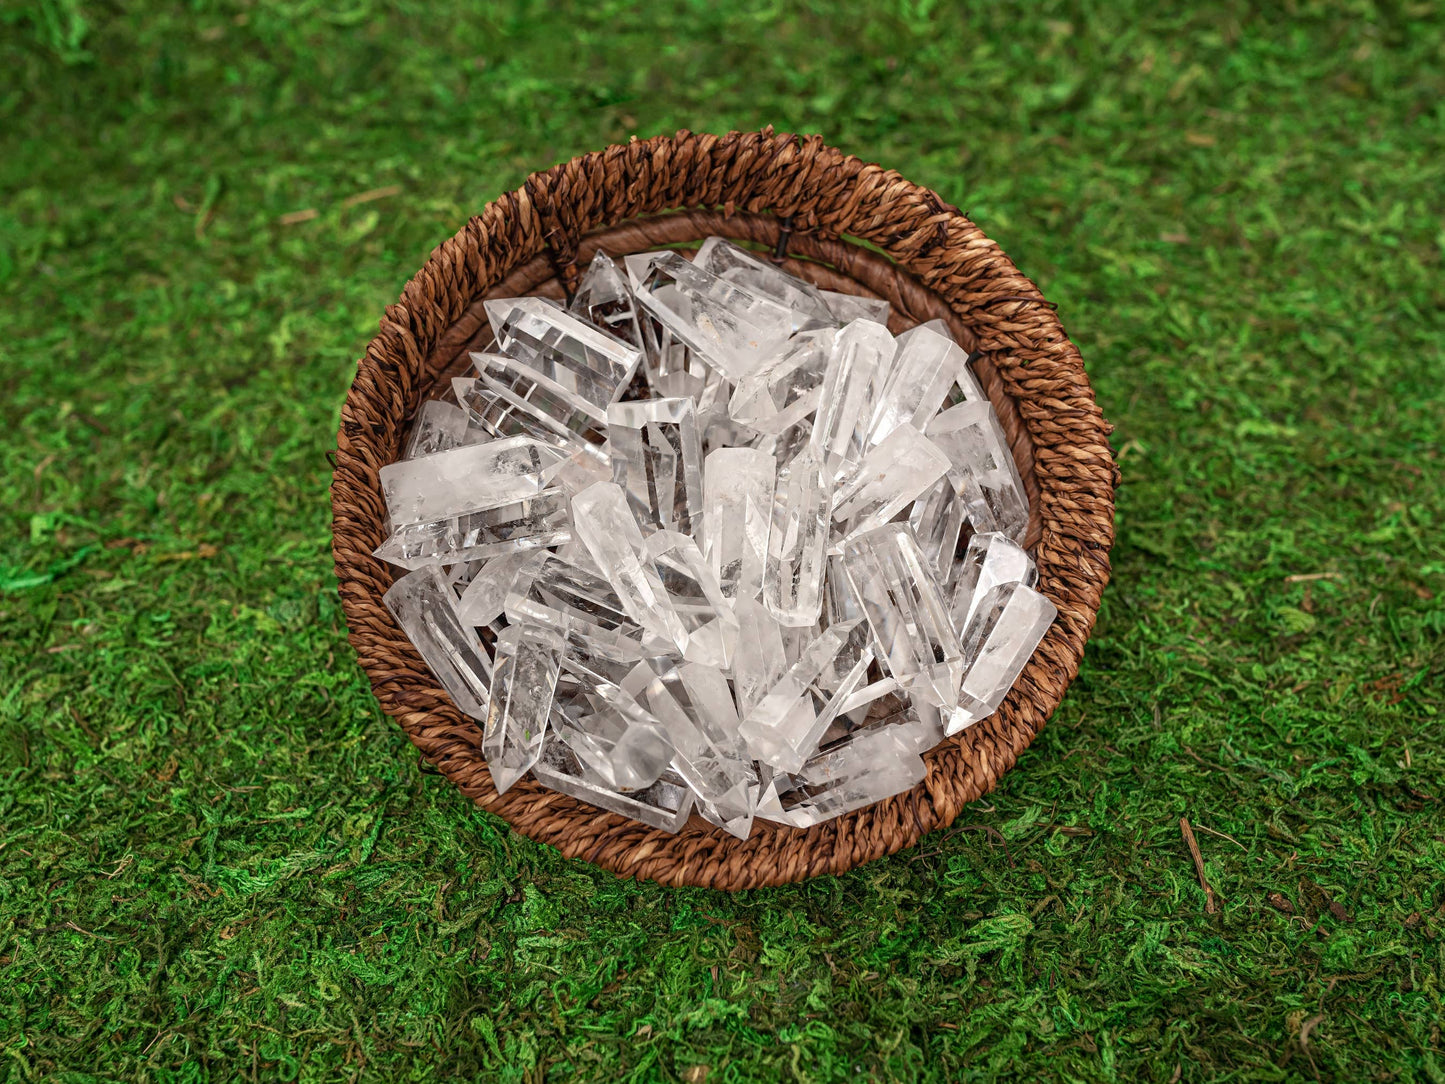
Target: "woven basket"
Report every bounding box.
[331,128,1117,890]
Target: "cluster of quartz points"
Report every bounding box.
[374,238,1055,838]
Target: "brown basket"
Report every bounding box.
[330,128,1118,890]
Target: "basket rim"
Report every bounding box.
[330,128,1118,890]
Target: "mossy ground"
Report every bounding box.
[2,3,1443,1081]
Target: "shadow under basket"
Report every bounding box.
[330,129,1118,890]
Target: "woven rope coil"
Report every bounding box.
[331,129,1118,890]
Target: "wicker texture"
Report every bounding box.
[331,129,1118,889]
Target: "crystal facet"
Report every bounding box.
[607,397,703,535]
[383,566,492,720]
[380,436,562,528]
[947,581,1056,734]
[693,236,835,325]
[373,490,572,569]
[532,742,694,834]
[949,531,1038,634]
[756,728,925,828]
[484,621,563,793]
[569,251,649,353]
[818,289,890,326]
[763,446,833,627]
[403,399,472,459]
[457,550,550,627]
[830,425,951,546]
[809,320,895,480]
[926,402,1030,542]
[726,329,831,435]
[702,447,776,602]
[868,320,981,445]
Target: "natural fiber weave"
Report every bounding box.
[331,129,1118,889]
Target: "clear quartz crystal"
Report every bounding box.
[373,490,572,570]
[570,481,689,652]
[403,399,472,459]
[949,532,1038,634]
[808,320,896,480]
[737,620,872,772]
[461,365,604,453]
[380,435,563,528]
[830,426,951,546]
[926,402,1029,542]
[484,621,563,794]
[456,550,549,627]
[505,551,644,662]
[702,447,776,601]
[908,477,968,586]
[553,655,674,790]
[841,523,964,710]
[947,581,1056,735]
[569,251,648,352]
[868,321,981,445]
[383,566,492,720]
[726,328,832,435]
[645,530,738,668]
[818,289,890,326]
[607,397,703,535]
[732,596,788,716]
[756,728,925,828]
[763,446,832,627]
[482,296,643,422]
[532,741,694,834]
[692,236,835,325]
[624,251,800,381]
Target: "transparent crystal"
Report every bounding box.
[702,447,776,601]
[569,251,648,352]
[949,532,1038,635]
[868,320,981,445]
[483,621,563,794]
[726,329,831,435]
[830,426,951,546]
[808,320,895,480]
[532,741,694,834]
[373,490,571,570]
[553,655,674,790]
[841,523,964,710]
[460,365,605,453]
[624,251,799,381]
[908,477,968,586]
[504,550,644,662]
[456,550,549,627]
[380,435,562,528]
[947,581,1056,735]
[763,445,832,627]
[403,399,472,459]
[756,728,925,828]
[693,236,835,325]
[607,397,703,536]
[570,481,689,652]
[645,530,738,668]
[926,402,1029,542]
[818,289,890,326]
[482,296,643,422]
[732,595,788,716]
[383,566,492,720]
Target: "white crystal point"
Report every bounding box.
[701,446,776,602]
[737,619,872,772]
[456,549,549,627]
[624,250,798,381]
[568,251,648,352]
[462,362,604,454]
[841,522,964,710]
[830,426,951,546]
[383,566,492,720]
[808,319,896,480]
[726,329,831,435]
[908,477,968,586]
[818,289,890,326]
[868,320,982,445]
[926,401,1030,542]
[553,656,675,791]
[692,236,835,325]
[732,596,788,716]
[945,581,1056,735]
[505,550,644,663]
[756,728,925,828]
[483,621,563,794]
[606,397,704,536]
[949,532,1038,634]
[482,296,643,422]
[570,481,689,652]
[380,435,563,528]
[645,530,739,667]
[372,490,572,570]
[403,399,472,460]
[763,445,833,627]
[532,742,694,834]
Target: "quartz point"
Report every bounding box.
[570,481,689,652]
[482,296,643,422]
[403,399,472,459]
[553,655,674,790]
[531,741,694,834]
[692,236,835,325]
[949,531,1038,635]
[908,476,968,586]
[483,621,563,794]
[456,549,549,627]
[460,365,604,454]
[809,320,896,480]
[732,596,788,717]
[702,447,776,601]
[645,530,738,668]
[868,320,982,445]
[756,728,925,828]
[373,489,572,570]
[763,446,832,627]
[504,550,643,662]
[818,289,890,326]
[383,566,492,720]
[568,251,648,352]
[380,435,562,529]
[830,426,951,546]
[737,619,872,772]
[607,397,704,535]
[624,251,800,381]
[946,581,1056,735]
[926,402,1030,542]
[841,523,964,710]
[726,328,832,436]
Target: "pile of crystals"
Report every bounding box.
[374,238,1056,839]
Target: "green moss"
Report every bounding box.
[2,2,1442,1080]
